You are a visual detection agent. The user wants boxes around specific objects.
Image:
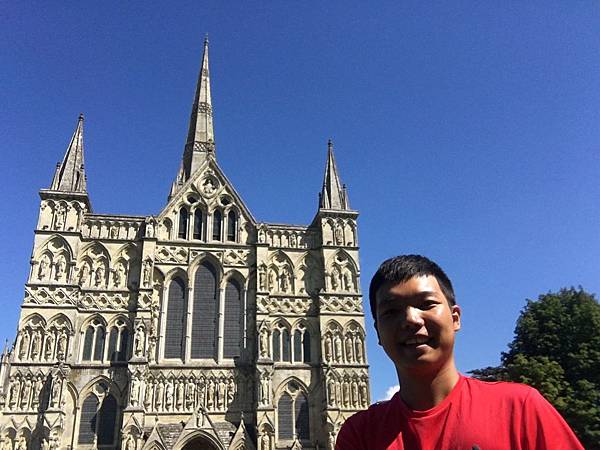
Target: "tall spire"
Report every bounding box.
[319,139,349,210]
[182,36,215,179]
[51,114,87,193]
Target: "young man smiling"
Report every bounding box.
[336,255,583,450]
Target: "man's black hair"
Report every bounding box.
[369,254,456,323]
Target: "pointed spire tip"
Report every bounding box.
[78,113,84,121]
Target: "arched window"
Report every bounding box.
[272,329,281,361]
[82,319,106,362]
[78,394,98,444]
[193,209,203,240]
[293,327,311,363]
[272,324,292,362]
[165,278,186,359]
[107,320,129,362]
[278,392,293,440]
[191,262,217,359]
[282,329,291,362]
[223,278,241,358]
[227,211,237,242]
[97,394,118,446]
[277,384,310,442]
[78,392,121,447]
[212,210,222,241]
[178,207,188,239]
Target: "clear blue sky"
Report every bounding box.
[2,2,600,402]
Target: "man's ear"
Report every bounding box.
[452,305,461,332]
[374,321,382,345]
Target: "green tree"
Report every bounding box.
[470,288,600,449]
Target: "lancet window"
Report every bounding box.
[272,324,291,362]
[193,209,204,240]
[212,210,222,241]
[164,277,187,360]
[191,262,218,359]
[293,325,311,363]
[227,210,237,242]
[223,278,241,358]
[273,322,310,363]
[178,207,188,239]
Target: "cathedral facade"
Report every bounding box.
[0,40,369,450]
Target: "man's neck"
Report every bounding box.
[397,361,460,411]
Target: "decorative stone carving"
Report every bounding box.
[156,246,188,264]
[24,286,77,306]
[256,296,313,315]
[319,295,363,313]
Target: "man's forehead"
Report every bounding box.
[375,275,443,303]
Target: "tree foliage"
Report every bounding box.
[470,288,600,449]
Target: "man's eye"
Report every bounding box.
[421,301,437,309]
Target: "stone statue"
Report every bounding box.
[335,223,343,245]
[79,262,90,285]
[30,333,41,360]
[144,381,153,408]
[9,380,19,407]
[258,266,266,291]
[328,431,336,450]
[355,336,364,363]
[344,335,354,363]
[57,333,68,360]
[259,431,271,450]
[41,437,50,450]
[227,379,235,405]
[327,378,336,406]
[359,382,368,407]
[334,334,343,362]
[330,268,340,290]
[258,228,266,243]
[20,379,31,409]
[51,378,61,407]
[324,334,333,362]
[130,377,141,407]
[280,269,291,293]
[343,268,354,291]
[177,381,184,409]
[259,328,269,358]
[143,260,151,287]
[125,434,136,450]
[155,382,164,410]
[165,382,174,411]
[44,333,55,360]
[134,326,145,357]
[260,375,269,405]
[267,271,274,291]
[146,218,155,238]
[19,332,30,359]
[54,255,67,281]
[38,254,51,281]
[0,435,12,450]
[185,381,195,410]
[14,435,27,450]
[54,205,66,229]
[94,264,105,287]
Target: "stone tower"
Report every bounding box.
[0,39,370,450]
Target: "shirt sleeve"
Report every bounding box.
[522,388,584,450]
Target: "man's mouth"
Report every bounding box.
[403,336,431,346]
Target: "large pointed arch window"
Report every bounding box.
[78,392,121,447]
[191,262,218,359]
[178,207,188,239]
[223,278,241,358]
[277,383,310,442]
[164,277,186,360]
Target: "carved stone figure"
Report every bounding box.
[335,223,343,245]
[41,438,50,450]
[9,380,19,407]
[334,334,343,362]
[267,270,274,291]
[32,377,43,408]
[259,328,269,358]
[44,333,55,360]
[78,262,90,285]
[146,218,155,238]
[155,382,164,410]
[19,332,30,359]
[330,268,340,290]
[227,379,235,405]
[258,266,266,291]
[125,434,136,450]
[165,382,174,411]
[20,379,31,409]
[144,381,153,408]
[355,336,364,363]
[177,381,184,409]
[0,435,12,450]
[114,261,127,287]
[54,205,66,229]
[14,435,27,450]
[359,382,368,407]
[94,263,105,287]
[258,228,266,243]
[259,375,270,406]
[344,335,354,363]
[30,333,41,360]
[342,267,354,291]
[51,378,61,408]
[38,254,51,281]
[280,268,291,293]
[134,326,145,357]
[324,334,333,362]
[57,332,68,360]
[131,376,141,407]
[54,255,67,281]
[327,378,336,406]
[143,260,151,287]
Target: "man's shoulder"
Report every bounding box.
[462,375,537,404]
[342,395,397,428]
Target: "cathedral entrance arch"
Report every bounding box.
[180,436,221,450]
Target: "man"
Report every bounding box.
[336,255,583,450]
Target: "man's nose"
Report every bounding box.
[402,306,425,328]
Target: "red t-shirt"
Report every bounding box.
[336,376,583,450]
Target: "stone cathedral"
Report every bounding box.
[0,40,369,450]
